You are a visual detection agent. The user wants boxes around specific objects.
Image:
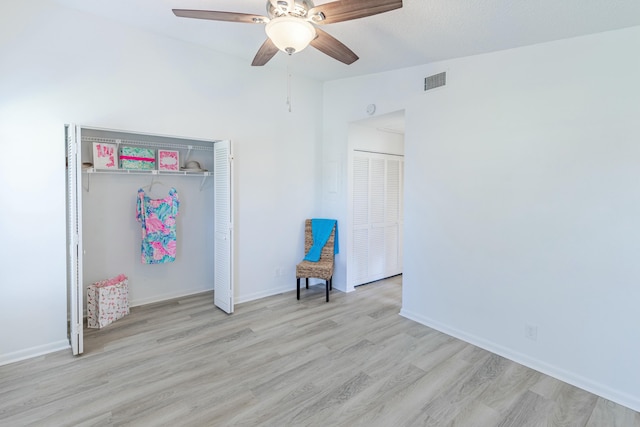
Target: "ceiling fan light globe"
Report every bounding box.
[265,16,316,54]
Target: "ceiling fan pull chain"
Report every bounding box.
[286,64,292,113]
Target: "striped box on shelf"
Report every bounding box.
[119,146,156,170]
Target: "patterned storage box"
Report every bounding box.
[119,146,156,170]
[87,274,130,329]
[92,142,118,170]
[158,150,179,171]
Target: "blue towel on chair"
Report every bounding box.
[304,219,339,262]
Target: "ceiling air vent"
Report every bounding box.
[424,72,446,91]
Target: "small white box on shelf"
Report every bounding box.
[158,150,180,171]
[92,142,118,170]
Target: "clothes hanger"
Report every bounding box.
[142,175,173,199]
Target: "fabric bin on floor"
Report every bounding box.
[87,274,130,329]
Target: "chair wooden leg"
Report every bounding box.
[326,280,330,302]
[305,278,309,289]
[297,278,300,300]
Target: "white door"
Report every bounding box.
[352,151,404,286]
[65,124,84,355]
[214,140,234,313]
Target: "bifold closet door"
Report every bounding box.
[65,124,84,355]
[352,152,403,287]
[214,140,234,314]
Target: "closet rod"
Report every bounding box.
[82,136,215,152]
[353,149,404,157]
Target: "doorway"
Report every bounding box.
[346,110,405,291]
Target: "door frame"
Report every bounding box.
[66,125,235,355]
[65,124,84,355]
[346,114,405,292]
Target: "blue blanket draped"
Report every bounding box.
[304,219,339,262]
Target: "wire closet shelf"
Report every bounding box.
[81,135,214,177]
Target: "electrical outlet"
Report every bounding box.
[525,324,538,341]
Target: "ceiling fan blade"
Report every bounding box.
[172,9,268,24]
[310,28,359,65]
[252,38,280,66]
[309,0,402,25]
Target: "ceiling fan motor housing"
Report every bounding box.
[267,0,315,19]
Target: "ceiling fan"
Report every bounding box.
[173,0,403,66]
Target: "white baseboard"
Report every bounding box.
[0,340,70,367]
[235,284,294,305]
[130,286,213,307]
[399,308,640,413]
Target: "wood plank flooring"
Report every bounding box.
[1,276,639,426]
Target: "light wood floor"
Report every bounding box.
[1,276,639,426]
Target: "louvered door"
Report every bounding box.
[65,124,83,355]
[352,152,403,286]
[214,140,234,314]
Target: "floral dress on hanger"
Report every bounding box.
[136,188,179,264]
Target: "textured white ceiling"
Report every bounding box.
[53,0,640,81]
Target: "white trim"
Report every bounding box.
[130,287,214,308]
[234,283,348,305]
[235,285,295,305]
[0,341,70,367]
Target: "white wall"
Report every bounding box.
[0,2,323,364]
[348,121,404,155]
[323,27,640,411]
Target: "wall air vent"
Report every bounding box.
[424,72,446,91]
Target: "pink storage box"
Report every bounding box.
[87,274,130,329]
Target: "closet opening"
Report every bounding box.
[346,110,405,292]
[65,125,234,355]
